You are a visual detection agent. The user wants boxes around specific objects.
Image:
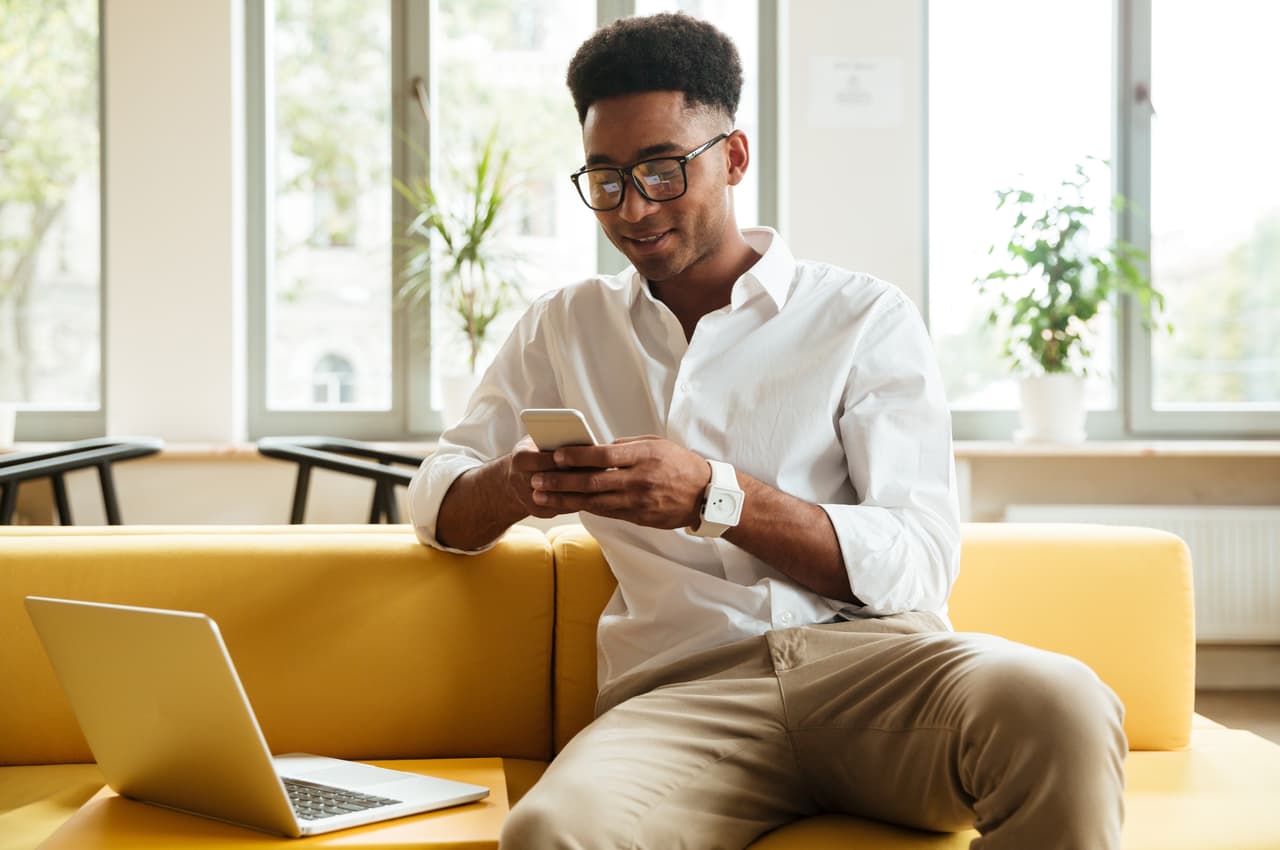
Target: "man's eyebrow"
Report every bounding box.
[585,141,683,167]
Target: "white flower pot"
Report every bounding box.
[0,404,15,448]
[440,372,479,430]
[1016,374,1087,443]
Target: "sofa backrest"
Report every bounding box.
[550,522,1195,753]
[0,525,555,766]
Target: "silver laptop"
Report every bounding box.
[25,596,489,837]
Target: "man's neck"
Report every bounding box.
[649,230,761,341]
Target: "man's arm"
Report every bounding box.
[434,437,563,552]
[725,474,863,604]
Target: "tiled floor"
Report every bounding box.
[1195,690,1280,744]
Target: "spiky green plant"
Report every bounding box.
[395,130,523,374]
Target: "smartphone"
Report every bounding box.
[520,408,599,451]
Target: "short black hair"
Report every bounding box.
[566,13,743,125]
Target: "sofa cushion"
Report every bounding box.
[0,763,102,850]
[0,525,554,765]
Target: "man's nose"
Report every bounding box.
[616,179,660,223]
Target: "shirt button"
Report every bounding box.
[679,381,691,393]
[779,610,795,626]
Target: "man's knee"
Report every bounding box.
[964,646,1127,770]
[500,780,619,850]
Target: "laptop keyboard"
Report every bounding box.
[283,777,402,821]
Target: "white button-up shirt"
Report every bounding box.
[409,228,960,690]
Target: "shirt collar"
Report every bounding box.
[734,227,795,311]
[623,226,796,312]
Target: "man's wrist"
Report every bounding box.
[687,459,713,527]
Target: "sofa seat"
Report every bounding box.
[10,719,1280,850]
[0,763,103,850]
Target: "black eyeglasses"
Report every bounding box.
[569,133,731,212]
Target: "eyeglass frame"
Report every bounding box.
[568,132,732,212]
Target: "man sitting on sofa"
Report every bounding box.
[408,13,1127,850]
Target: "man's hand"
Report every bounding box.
[506,435,568,518]
[529,436,713,529]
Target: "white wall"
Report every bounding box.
[104,0,245,443]
[783,0,926,309]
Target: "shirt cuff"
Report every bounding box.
[407,453,498,554]
[819,502,917,616]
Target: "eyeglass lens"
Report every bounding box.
[581,158,685,209]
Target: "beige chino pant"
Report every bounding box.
[502,613,1127,850]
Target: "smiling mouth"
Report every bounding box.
[624,230,673,250]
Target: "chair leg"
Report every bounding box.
[384,483,401,524]
[0,482,16,525]
[98,463,122,525]
[369,481,385,524]
[52,474,73,525]
[290,464,312,524]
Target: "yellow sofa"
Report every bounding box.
[3,522,1279,849]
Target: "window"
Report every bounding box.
[251,0,394,434]
[928,0,1115,426]
[928,0,1280,437]
[248,0,776,439]
[1131,0,1280,431]
[430,0,598,407]
[0,0,103,440]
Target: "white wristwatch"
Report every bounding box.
[687,459,744,538]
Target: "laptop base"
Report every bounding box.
[36,758,509,849]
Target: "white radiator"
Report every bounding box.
[1003,505,1280,643]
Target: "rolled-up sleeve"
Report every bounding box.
[408,295,562,552]
[820,294,961,615]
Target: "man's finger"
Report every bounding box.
[532,469,628,494]
[553,441,646,469]
[531,489,632,516]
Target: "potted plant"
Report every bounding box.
[394,130,524,425]
[975,160,1170,442]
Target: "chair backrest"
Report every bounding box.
[550,522,1194,753]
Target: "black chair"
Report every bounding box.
[256,436,427,524]
[0,437,165,525]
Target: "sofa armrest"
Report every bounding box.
[949,523,1194,750]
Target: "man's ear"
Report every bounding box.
[725,130,750,187]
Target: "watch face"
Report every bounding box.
[704,486,743,524]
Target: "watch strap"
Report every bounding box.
[688,460,740,538]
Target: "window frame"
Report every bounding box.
[929,0,1280,441]
[246,0,778,440]
[11,0,107,442]
[1121,0,1280,437]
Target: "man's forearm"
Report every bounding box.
[435,456,527,551]
[723,475,863,605]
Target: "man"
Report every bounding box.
[409,13,1126,850]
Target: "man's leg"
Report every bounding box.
[775,625,1127,850]
[500,636,815,850]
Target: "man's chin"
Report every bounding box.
[625,252,682,283]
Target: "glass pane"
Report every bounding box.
[268,0,392,410]
[1150,2,1280,408]
[928,0,1112,410]
[432,0,597,386]
[633,1,760,228]
[0,0,101,409]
